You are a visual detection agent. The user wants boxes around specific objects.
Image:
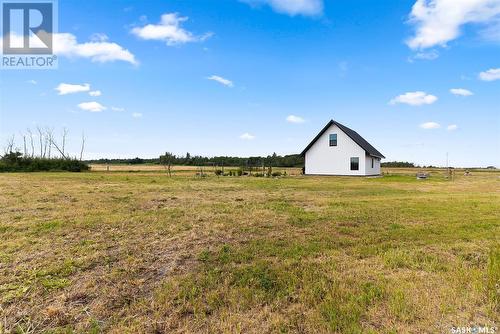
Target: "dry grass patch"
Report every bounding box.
[0,171,498,333]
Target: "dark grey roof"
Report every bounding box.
[300,119,385,158]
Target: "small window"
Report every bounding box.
[329,134,337,146]
[371,158,374,168]
[350,157,359,171]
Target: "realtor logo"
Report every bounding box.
[1,0,58,69]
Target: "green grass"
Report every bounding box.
[0,170,498,333]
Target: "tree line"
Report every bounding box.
[89,152,305,168]
[380,161,415,168]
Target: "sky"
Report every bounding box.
[0,0,499,167]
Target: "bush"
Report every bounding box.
[128,157,144,164]
[0,152,89,172]
[381,161,416,168]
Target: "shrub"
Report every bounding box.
[0,152,89,172]
[128,157,144,164]
[381,161,416,168]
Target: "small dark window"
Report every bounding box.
[371,158,374,168]
[350,157,359,171]
[329,134,337,146]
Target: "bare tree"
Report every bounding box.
[36,126,44,157]
[3,135,15,156]
[43,136,48,158]
[49,136,68,160]
[27,128,35,157]
[61,127,68,156]
[79,132,86,161]
[22,133,27,157]
[3,127,86,161]
[45,127,54,159]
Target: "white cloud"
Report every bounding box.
[89,90,102,97]
[450,88,473,96]
[406,0,500,50]
[132,112,143,118]
[90,33,109,42]
[286,115,305,123]
[27,80,37,85]
[77,101,107,112]
[420,121,441,129]
[447,124,458,131]
[389,91,438,106]
[408,50,440,62]
[54,33,137,65]
[240,132,255,140]
[111,106,125,112]
[479,19,500,41]
[0,32,137,65]
[242,0,323,16]
[131,13,213,45]
[55,83,90,95]
[479,68,500,81]
[207,75,234,87]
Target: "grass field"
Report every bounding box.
[0,170,499,333]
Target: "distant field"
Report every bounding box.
[0,170,498,333]
[89,164,303,175]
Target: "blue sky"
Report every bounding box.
[0,0,499,167]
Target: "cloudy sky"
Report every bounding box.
[0,0,499,166]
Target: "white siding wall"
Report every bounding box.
[304,124,367,175]
[364,154,381,175]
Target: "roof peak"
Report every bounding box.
[301,119,385,158]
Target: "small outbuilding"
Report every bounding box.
[301,119,385,176]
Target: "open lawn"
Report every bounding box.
[0,170,499,333]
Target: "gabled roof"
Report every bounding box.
[300,119,385,158]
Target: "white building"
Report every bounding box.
[301,119,385,176]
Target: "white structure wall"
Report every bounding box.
[364,154,381,176]
[304,123,368,175]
